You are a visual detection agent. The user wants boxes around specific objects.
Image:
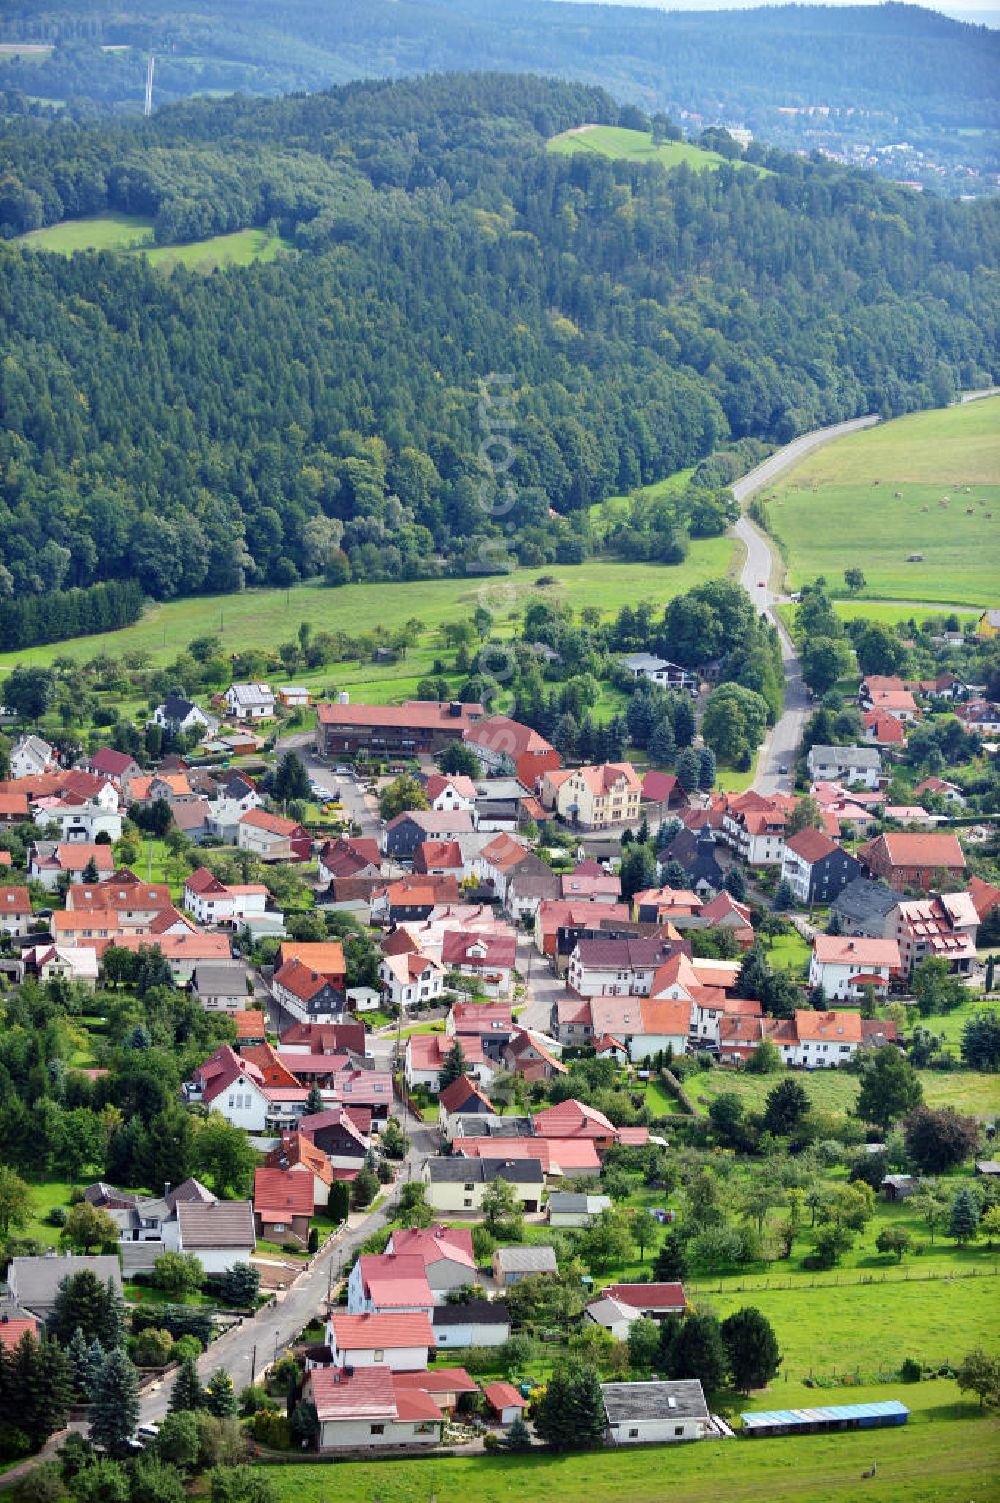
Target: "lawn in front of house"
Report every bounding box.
[256,1377,999,1503]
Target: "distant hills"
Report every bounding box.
[0,2,996,189]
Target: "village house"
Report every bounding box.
[423,1157,544,1216]
[316,699,484,759]
[503,1027,567,1081]
[277,686,311,709]
[379,944,445,1011]
[412,838,465,879]
[809,934,901,999]
[492,1244,558,1289]
[0,886,34,938]
[602,1380,710,1446]
[723,802,787,867]
[858,830,966,891]
[437,1076,497,1139]
[10,735,56,780]
[190,960,254,1013]
[325,1312,435,1372]
[541,762,642,829]
[567,937,683,998]
[183,867,272,926]
[252,1167,313,1249]
[463,714,561,790]
[224,682,275,720]
[151,694,217,737]
[404,1033,497,1093]
[264,1132,334,1209]
[304,1366,443,1452]
[914,776,966,807]
[272,956,347,1023]
[863,710,906,749]
[237,809,311,861]
[830,876,900,936]
[806,745,882,789]
[423,773,477,812]
[298,1107,371,1170]
[587,995,693,1062]
[431,1300,511,1349]
[173,1199,256,1275]
[780,828,862,905]
[384,1225,478,1301]
[347,1255,434,1316]
[8,1255,122,1320]
[440,929,517,998]
[317,835,382,888]
[659,824,725,896]
[561,860,622,904]
[620,653,699,693]
[472,776,536,834]
[382,809,476,864]
[24,943,100,987]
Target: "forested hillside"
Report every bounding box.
[0,73,998,620]
[1,1,997,182]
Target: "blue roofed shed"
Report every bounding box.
[740,1401,909,1438]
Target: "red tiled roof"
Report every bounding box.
[441,930,516,968]
[317,700,483,729]
[465,715,555,757]
[784,827,838,863]
[0,1317,40,1350]
[329,1312,434,1350]
[253,1167,314,1218]
[483,1381,527,1412]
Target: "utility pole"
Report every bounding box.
[144,53,155,117]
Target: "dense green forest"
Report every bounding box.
[0,73,997,611]
[0,1,997,181]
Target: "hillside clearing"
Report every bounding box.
[764,398,1000,604]
[15,214,292,268]
[547,124,760,175]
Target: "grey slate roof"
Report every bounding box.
[176,1199,255,1249]
[548,1192,611,1215]
[432,1300,511,1327]
[191,961,252,997]
[9,1254,122,1314]
[809,744,881,769]
[832,876,898,928]
[494,1245,557,1273]
[427,1157,543,1185]
[602,1379,709,1424]
[452,1116,535,1139]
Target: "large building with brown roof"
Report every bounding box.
[316,700,484,758]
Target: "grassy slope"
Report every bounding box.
[547,125,756,175]
[765,398,1000,605]
[0,550,735,679]
[689,1063,1000,1120]
[259,1379,1000,1503]
[15,214,292,269]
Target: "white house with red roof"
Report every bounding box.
[326,1312,434,1372]
[183,867,272,926]
[596,1282,687,1324]
[304,1365,443,1451]
[541,762,642,829]
[317,835,382,886]
[863,710,906,748]
[385,1225,477,1300]
[0,886,34,938]
[808,934,901,999]
[347,1255,435,1317]
[440,928,516,998]
[423,773,477,812]
[272,956,347,1023]
[463,714,560,790]
[184,1045,274,1131]
[532,1098,618,1146]
[404,1032,497,1092]
[379,946,445,1011]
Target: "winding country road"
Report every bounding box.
[730,415,880,794]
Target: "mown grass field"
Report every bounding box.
[698,1276,998,1381]
[253,1379,1000,1503]
[0,550,735,683]
[15,213,293,270]
[547,124,760,176]
[764,399,1000,605]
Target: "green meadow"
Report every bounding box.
[0,550,735,686]
[764,398,1000,605]
[547,124,760,175]
[15,213,292,270]
[689,1062,1000,1121]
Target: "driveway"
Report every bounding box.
[729,415,879,795]
[275,730,380,840]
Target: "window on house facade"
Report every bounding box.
[371,1423,385,1435]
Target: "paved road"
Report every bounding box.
[729,415,879,795]
[138,1114,439,1423]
